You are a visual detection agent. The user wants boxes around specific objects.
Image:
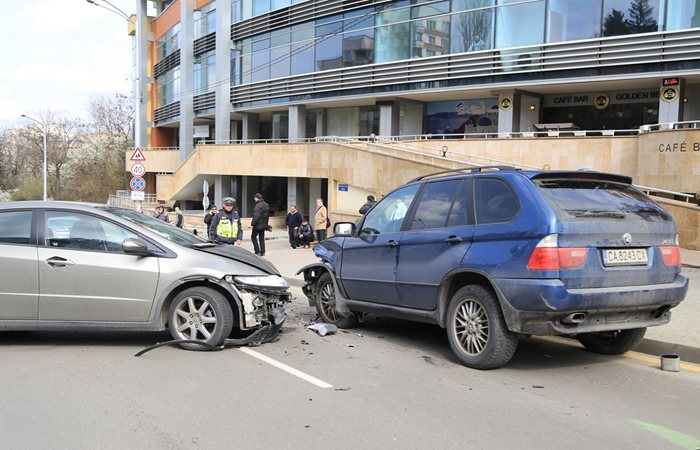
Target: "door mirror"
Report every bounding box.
[122,238,153,256]
[334,222,355,236]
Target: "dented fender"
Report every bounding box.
[296,262,353,316]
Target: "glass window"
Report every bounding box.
[272,0,291,10]
[666,0,700,31]
[547,0,602,42]
[291,42,315,75]
[240,53,252,84]
[360,184,421,235]
[45,212,138,253]
[410,180,460,230]
[453,0,495,12]
[271,28,291,46]
[344,7,375,31]
[447,181,471,227]
[270,45,291,78]
[376,6,411,62]
[327,107,359,136]
[253,0,271,16]
[495,1,545,48]
[412,1,449,19]
[194,4,216,39]
[602,0,660,36]
[316,23,343,71]
[451,6,493,53]
[343,30,375,66]
[359,106,379,135]
[194,51,216,94]
[0,211,32,245]
[252,50,270,82]
[412,16,450,58]
[291,23,316,43]
[475,178,519,224]
[237,0,253,21]
[156,67,180,107]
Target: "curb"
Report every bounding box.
[636,338,700,365]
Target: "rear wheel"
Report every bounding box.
[446,285,518,370]
[576,328,646,355]
[315,272,358,328]
[168,287,234,350]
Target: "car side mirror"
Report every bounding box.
[334,222,355,236]
[122,238,153,256]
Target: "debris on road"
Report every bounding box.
[307,323,338,336]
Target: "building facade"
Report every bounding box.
[131,0,700,219]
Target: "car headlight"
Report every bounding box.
[232,275,289,289]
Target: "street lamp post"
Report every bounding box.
[86,0,142,149]
[20,114,48,201]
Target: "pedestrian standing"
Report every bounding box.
[251,193,270,256]
[285,204,303,249]
[154,205,170,223]
[359,195,377,215]
[314,198,328,243]
[175,206,184,228]
[203,204,217,238]
[209,197,243,246]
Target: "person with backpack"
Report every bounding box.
[209,198,242,246]
[250,193,270,256]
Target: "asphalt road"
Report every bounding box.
[1,287,699,450]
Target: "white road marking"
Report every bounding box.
[239,347,334,389]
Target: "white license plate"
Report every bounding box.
[603,248,648,266]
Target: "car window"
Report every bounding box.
[475,178,519,224]
[0,210,32,245]
[410,180,460,230]
[534,178,672,222]
[447,179,471,227]
[360,184,420,235]
[99,206,206,245]
[45,211,137,253]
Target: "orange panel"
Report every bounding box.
[152,0,181,40]
[152,127,174,148]
[196,0,213,8]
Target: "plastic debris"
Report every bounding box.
[307,323,338,337]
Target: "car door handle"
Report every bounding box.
[386,240,399,248]
[46,257,75,267]
[445,236,463,244]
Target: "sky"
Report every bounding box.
[0,0,138,127]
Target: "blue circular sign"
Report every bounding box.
[130,176,146,191]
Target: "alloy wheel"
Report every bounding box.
[453,298,490,356]
[173,296,218,341]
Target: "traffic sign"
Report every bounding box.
[131,191,145,201]
[130,163,146,177]
[130,147,146,162]
[130,176,146,191]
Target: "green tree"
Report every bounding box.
[626,0,658,33]
[603,9,629,36]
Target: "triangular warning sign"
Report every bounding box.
[130,147,146,162]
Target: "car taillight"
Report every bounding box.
[528,235,587,270]
[659,246,681,266]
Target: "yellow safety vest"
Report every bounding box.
[216,213,239,239]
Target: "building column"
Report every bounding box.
[213,175,232,210]
[316,109,326,138]
[287,177,297,211]
[378,100,400,137]
[242,113,259,142]
[288,105,306,142]
[215,0,232,142]
[399,101,424,136]
[179,0,195,161]
[309,178,322,216]
[497,93,522,134]
[659,78,686,125]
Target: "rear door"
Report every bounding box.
[38,209,160,322]
[396,179,473,310]
[0,209,38,319]
[339,184,420,305]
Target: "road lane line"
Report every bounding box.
[536,336,700,373]
[239,347,334,389]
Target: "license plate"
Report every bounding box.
[602,248,648,266]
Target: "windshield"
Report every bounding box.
[99,206,207,245]
[534,179,672,222]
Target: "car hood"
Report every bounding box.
[193,245,281,275]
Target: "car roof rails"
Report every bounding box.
[409,166,521,183]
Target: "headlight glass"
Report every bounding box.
[233,275,289,289]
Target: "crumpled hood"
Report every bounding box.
[194,245,280,275]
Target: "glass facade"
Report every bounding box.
[156,67,181,108]
[194,51,216,94]
[156,24,180,63]
[194,3,216,39]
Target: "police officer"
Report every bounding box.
[209,197,243,246]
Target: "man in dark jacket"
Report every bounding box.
[359,195,377,215]
[209,198,242,245]
[297,217,314,248]
[250,193,270,256]
[203,204,217,237]
[175,207,184,228]
[285,204,303,249]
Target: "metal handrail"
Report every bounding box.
[635,185,696,204]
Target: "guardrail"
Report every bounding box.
[108,191,158,208]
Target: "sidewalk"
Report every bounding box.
[248,230,700,364]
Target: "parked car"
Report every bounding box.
[299,167,688,369]
[0,201,289,349]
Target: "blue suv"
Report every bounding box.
[298,167,688,369]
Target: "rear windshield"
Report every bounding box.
[534,179,672,222]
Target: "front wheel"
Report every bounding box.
[446,285,518,370]
[168,287,234,350]
[315,272,358,328]
[576,328,646,355]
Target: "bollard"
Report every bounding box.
[660,354,680,372]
